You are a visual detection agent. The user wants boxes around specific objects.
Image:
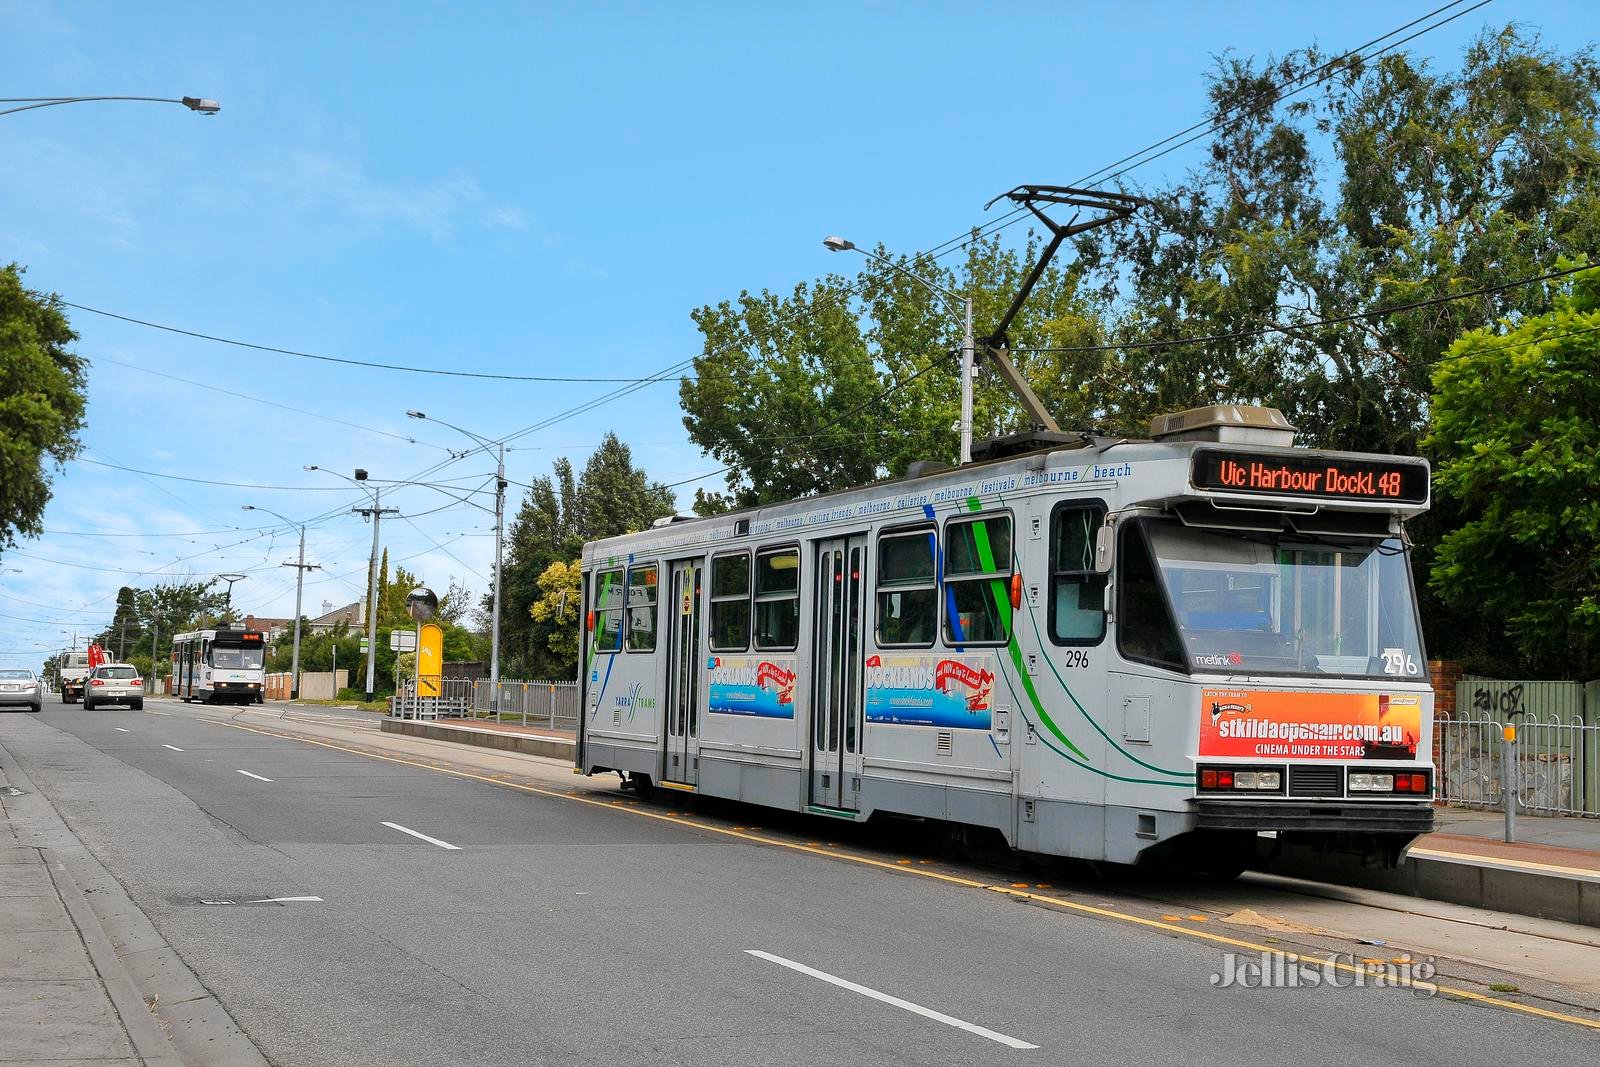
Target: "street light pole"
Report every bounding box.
[406,411,509,709]
[243,505,321,700]
[823,236,974,465]
[0,95,220,118]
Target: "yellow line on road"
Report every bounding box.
[188,713,1600,1034]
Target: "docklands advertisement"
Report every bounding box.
[865,653,995,730]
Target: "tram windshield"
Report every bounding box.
[209,646,264,670]
[1142,522,1426,680]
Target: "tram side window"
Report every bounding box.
[754,548,800,650]
[592,568,625,653]
[943,515,1012,645]
[1115,524,1186,671]
[1051,504,1108,644]
[625,564,658,652]
[876,529,937,647]
[709,552,751,651]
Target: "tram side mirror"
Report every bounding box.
[1094,523,1115,574]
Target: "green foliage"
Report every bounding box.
[1424,262,1600,677]
[1077,26,1600,455]
[0,264,88,555]
[528,559,582,671]
[491,435,673,678]
[679,232,1111,506]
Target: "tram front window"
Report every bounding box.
[1142,522,1425,680]
[210,647,264,670]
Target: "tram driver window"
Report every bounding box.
[1115,524,1186,671]
[754,548,800,650]
[709,552,751,651]
[876,529,937,647]
[1050,503,1107,644]
[592,568,625,652]
[625,564,658,652]
[943,515,1012,645]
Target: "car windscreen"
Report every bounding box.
[209,646,264,670]
[1144,523,1426,680]
[0,670,32,679]
[98,667,139,679]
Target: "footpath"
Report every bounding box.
[0,724,266,1067]
[382,713,1600,928]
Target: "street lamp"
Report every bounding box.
[407,410,509,708]
[305,464,395,701]
[0,95,220,118]
[824,235,976,465]
[243,505,320,700]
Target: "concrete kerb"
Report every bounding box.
[381,716,575,760]
[42,846,185,1067]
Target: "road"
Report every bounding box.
[4,697,1600,1066]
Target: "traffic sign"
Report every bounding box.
[389,630,417,652]
[359,638,370,654]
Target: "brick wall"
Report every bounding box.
[1429,659,1465,719]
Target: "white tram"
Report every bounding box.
[576,405,1435,871]
[172,626,267,704]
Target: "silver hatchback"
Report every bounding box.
[84,664,144,710]
[0,668,42,712]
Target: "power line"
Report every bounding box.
[91,353,451,452]
[1076,0,1486,189]
[1006,263,1593,356]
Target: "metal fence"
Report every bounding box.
[434,678,579,730]
[1436,713,1600,817]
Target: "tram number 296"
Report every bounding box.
[1058,650,1091,669]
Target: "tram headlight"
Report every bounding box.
[1233,770,1280,790]
[1348,772,1395,792]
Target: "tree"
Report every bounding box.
[490,438,674,677]
[528,559,582,675]
[1423,262,1600,678]
[575,433,676,539]
[1075,26,1600,456]
[90,586,143,659]
[0,264,88,556]
[679,232,1111,506]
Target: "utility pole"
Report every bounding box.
[353,485,399,701]
[282,525,321,700]
[150,613,159,696]
[490,441,506,707]
[245,506,322,701]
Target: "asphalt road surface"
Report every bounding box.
[5,697,1599,1066]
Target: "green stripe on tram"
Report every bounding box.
[965,500,1087,761]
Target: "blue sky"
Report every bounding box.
[0,0,1591,665]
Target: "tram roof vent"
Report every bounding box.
[1149,404,1295,447]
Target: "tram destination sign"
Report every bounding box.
[1191,448,1428,504]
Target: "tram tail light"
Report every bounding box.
[1392,773,1430,794]
[1198,765,1283,792]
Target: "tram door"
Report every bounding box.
[662,559,703,787]
[810,535,867,811]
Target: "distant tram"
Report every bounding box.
[172,626,267,704]
[575,405,1435,874]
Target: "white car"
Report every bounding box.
[84,664,144,710]
[0,669,42,713]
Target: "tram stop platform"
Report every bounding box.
[1268,807,1600,927]
[380,714,575,761]
[372,712,1600,928]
